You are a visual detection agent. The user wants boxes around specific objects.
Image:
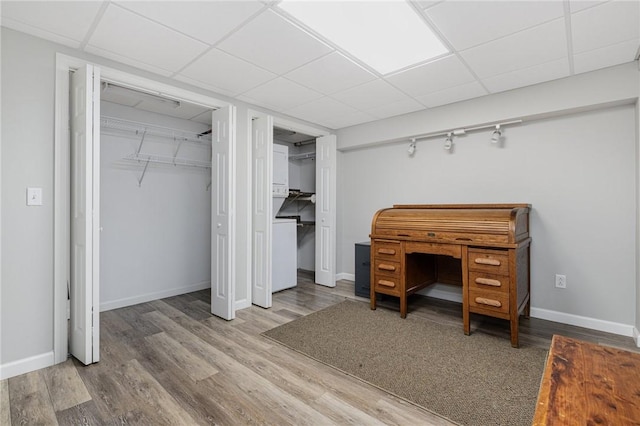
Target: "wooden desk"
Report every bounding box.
[534,335,640,425]
[369,204,531,347]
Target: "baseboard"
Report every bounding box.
[337,272,354,281]
[634,327,640,347]
[235,298,251,311]
[100,281,211,312]
[418,284,463,304]
[530,307,635,337]
[0,351,54,380]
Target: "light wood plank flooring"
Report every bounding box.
[3,274,638,425]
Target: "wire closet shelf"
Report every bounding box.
[100,115,212,186]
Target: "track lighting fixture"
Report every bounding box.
[408,139,416,156]
[491,125,501,144]
[444,133,453,150]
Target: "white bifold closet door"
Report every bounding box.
[70,64,100,365]
[210,106,237,320]
[315,135,337,287]
[251,113,273,308]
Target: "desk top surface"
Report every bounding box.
[533,335,640,425]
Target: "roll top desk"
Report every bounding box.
[370,204,531,347]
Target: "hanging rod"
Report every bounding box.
[101,116,211,145]
[289,152,315,160]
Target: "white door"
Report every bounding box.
[70,64,100,364]
[251,114,273,308]
[210,106,236,320]
[315,135,337,287]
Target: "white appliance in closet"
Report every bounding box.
[272,143,297,292]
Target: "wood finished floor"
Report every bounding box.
[3,275,639,425]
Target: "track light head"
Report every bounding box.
[408,140,416,156]
[444,133,453,150]
[491,125,502,144]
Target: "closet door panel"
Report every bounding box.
[210,105,236,320]
[315,134,336,287]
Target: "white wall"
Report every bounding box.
[99,102,211,310]
[338,104,637,326]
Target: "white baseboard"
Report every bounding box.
[633,327,640,347]
[235,298,251,311]
[530,307,635,337]
[0,351,54,380]
[100,281,211,312]
[419,285,463,304]
[337,272,354,281]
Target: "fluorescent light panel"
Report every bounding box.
[278,0,448,75]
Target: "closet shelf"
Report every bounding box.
[101,116,211,145]
[289,152,315,161]
[123,153,212,169]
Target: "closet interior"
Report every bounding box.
[99,82,214,310]
[272,126,317,293]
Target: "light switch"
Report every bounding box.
[27,187,43,206]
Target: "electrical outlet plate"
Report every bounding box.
[555,274,567,289]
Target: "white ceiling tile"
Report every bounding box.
[284,97,360,125]
[481,58,570,94]
[569,1,609,13]
[173,74,237,98]
[116,1,264,45]
[573,38,640,74]
[416,1,444,10]
[285,52,376,95]
[87,4,208,73]
[84,45,174,77]
[426,1,564,50]
[365,98,425,120]
[386,55,476,97]
[1,1,104,48]
[178,48,276,96]
[216,9,333,74]
[239,77,323,111]
[322,111,377,129]
[571,0,639,54]
[331,80,413,111]
[415,81,488,108]
[460,18,567,78]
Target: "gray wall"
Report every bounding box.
[337,103,638,326]
[100,102,211,310]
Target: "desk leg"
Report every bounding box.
[400,294,407,319]
[510,315,519,348]
[462,247,470,335]
[370,293,377,310]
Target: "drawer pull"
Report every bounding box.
[378,248,396,255]
[475,297,502,308]
[377,263,396,271]
[378,279,396,288]
[474,258,501,266]
[475,277,501,287]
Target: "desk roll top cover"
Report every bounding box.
[370,204,531,347]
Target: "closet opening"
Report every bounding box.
[272,126,317,292]
[98,82,215,311]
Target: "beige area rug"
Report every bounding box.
[263,300,548,426]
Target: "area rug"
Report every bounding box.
[263,300,547,426]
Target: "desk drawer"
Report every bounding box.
[372,240,401,261]
[469,289,509,315]
[469,271,509,293]
[468,248,509,275]
[373,260,401,275]
[373,273,401,294]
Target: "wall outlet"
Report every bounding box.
[555,274,567,289]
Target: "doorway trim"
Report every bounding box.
[54,53,231,364]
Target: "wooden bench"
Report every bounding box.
[533,335,640,425]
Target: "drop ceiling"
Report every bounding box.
[2,1,639,130]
